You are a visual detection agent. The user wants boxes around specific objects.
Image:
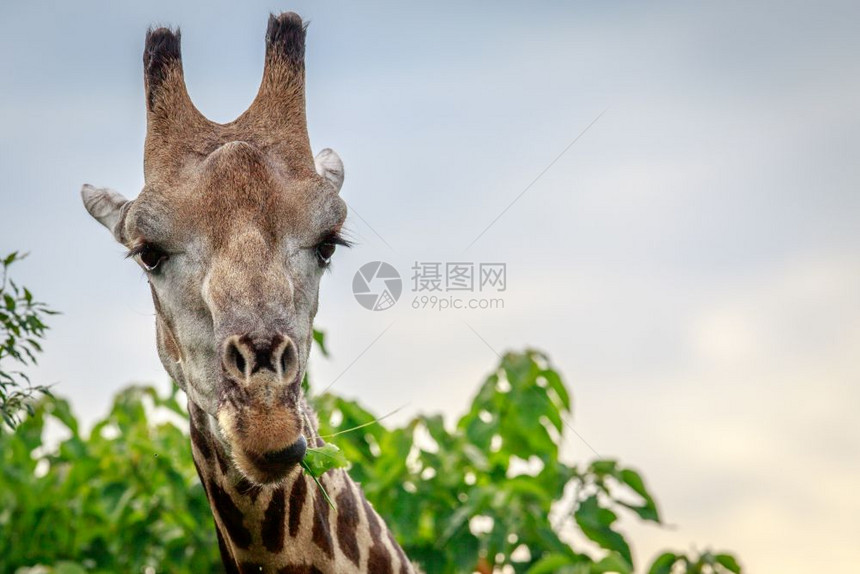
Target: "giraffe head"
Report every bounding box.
[81,13,346,485]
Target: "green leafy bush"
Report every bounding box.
[314,350,667,574]
[0,386,219,572]
[0,252,56,428]
[0,338,741,573]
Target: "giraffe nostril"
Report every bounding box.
[277,338,299,383]
[233,348,246,373]
[223,339,248,378]
[280,347,288,375]
[223,334,297,382]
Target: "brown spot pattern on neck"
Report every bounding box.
[209,479,253,550]
[335,482,361,567]
[362,496,394,574]
[288,473,307,538]
[310,485,334,559]
[262,487,287,553]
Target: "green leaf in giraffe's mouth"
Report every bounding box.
[301,442,349,477]
[300,441,350,510]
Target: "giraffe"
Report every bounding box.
[81,13,415,573]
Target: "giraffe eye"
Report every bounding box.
[315,242,337,266]
[135,244,169,272]
[313,231,351,267]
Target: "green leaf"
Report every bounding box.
[593,552,632,573]
[300,459,336,510]
[528,553,578,574]
[3,251,18,266]
[574,495,632,567]
[648,552,679,574]
[590,459,618,476]
[302,442,349,477]
[313,329,330,357]
[541,368,571,412]
[715,553,742,573]
[617,500,659,523]
[618,468,660,523]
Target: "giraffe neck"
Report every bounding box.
[188,400,413,574]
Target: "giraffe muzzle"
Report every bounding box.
[216,331,307,483]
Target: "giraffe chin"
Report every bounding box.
[216,401,306,485]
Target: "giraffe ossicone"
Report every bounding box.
[82,12,415,573]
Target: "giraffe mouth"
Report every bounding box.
[221,421,308,484]
[246,434,308,479]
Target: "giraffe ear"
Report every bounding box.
[81,184,131,243]
[314,148,344,193]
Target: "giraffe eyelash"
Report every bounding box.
[317,231,353,249]
[125,243,150,259]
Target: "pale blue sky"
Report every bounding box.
[2,1,859,571]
